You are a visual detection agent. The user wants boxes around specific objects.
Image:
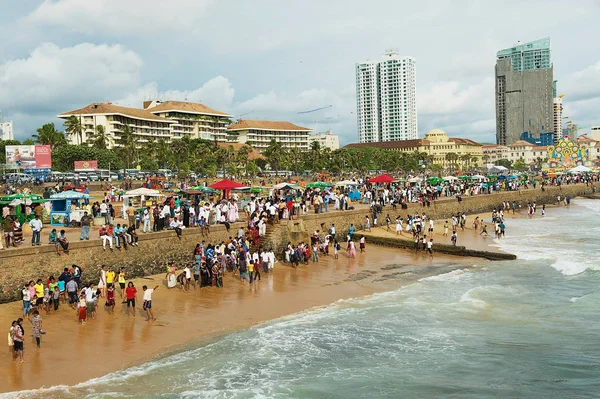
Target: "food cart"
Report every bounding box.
[122,188,163,217]
[49,190,90,226]
[335,180,361,201]
[0,194,46,224]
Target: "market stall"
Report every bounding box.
[122,188,163,218]
[49,190,91,226]
[0,194,46,224]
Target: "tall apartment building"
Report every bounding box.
[356,49,417,143]
[495,38,554,146]
[0,121,14,141]
[553,95,563,143]
[356,60,380,142]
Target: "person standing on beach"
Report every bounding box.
[443,221,449,237]
[142,285,159,321]
[334,240,340,259]
[386,214,391,231]
[451,232,457,246]
[365,216,371,232]
[347,240,357,258]
[125,282,137,317]
[427,238,434,258]
[98,265,107,298]
[29,310,42,351]
[78,293,87,324]
[85,283,97,320]
[118,268,126,301]
[12,319,24,363]
[359,236,366,253]
[22,284,31,320]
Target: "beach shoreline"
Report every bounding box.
[0,245,484,394]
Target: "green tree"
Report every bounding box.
[445,152,459,170]
[512,157,528,172]
[263,139,288,175]
[22,139,35,145]
[116,125,137,168]
[32,123,67,148]
[64,115,84,145]
[90,125,112,149]
[496,158,512,169]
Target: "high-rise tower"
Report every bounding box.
[495,38,554,145]
[356,50,417,143]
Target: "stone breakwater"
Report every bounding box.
[0,183,594,303]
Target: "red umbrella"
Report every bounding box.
[209,179,246,198]
[368,174,396,184]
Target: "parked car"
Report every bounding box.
[87,173,99,181]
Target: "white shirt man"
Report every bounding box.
[267,250,275,270]
[29,218,42,232]
[100,202,108,215]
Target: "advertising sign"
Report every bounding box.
[34,145,52,169]
[5,145,52,169]
[74,160,98,172]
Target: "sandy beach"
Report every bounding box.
[0,244,484,394]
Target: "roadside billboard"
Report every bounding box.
[35,145,52,169]
[5,145,52,169]
[74,160,98,172]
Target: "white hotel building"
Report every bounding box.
[356,49,417,143]
[58,101,232,147]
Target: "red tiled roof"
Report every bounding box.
[58,103,174,123]
[147,101,231,117]
[227,120,312,132]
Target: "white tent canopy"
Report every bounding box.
[122,188,163,217]
[123,188,161,198]
[471,174,488,181]
[408,177,421,183]
[335,180,359,186]
[488,165,508,173]
[443,176,458,181]
[569,165,592,174]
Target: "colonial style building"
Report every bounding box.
[345,129,483,167]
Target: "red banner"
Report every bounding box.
[74,160,98,171]
[34,145,52,169]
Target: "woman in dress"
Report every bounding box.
[105,285,115,313]
[228,201,237,223]
[166,262,177,288]
[347,240,356,258]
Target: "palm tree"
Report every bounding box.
[90,125,112,148]
[235,145,252,175]
[460,154,472,170]
[171,139,188,171]
[482,154,490,166]
[445,152,459,170]
[32,123,67,148]
[64,115,84,145]
[156,138,170,169]
[117,125,138,167]
[264,139,286,175]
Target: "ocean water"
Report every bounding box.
[6,200,600,398]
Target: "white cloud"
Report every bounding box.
[115,77,235,113]
[0,42,143,110]
[563,61,600,102]
[418,78,494,116]
[23,0,213,36]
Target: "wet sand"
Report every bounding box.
[0,246,482,394]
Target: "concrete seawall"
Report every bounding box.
[0,183,595,303]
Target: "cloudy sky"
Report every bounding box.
[1,0,600,145]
